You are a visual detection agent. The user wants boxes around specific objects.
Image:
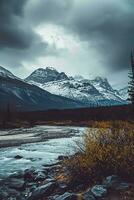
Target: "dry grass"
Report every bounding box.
[64,121,134,186]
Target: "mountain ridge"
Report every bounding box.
[0,67,84,111]
[25,67,69,84]
[25,66,128,106]
[0,66,128,111]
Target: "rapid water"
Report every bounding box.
[0,126,85,178]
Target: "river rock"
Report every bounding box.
[103,175,129,191]
[7,178,25,190]
[34,171,46,182]
[0,188,9,199]
[59,183,68,192]
[27,181,58,200]
[115,182,129,191]
[14,155,23,159]
[55,192,77,200]
[24,169,37,182]
[58,155,69,160]
[103,175,120,188]
[0,186,22,200]
[83,190,96,200]
[9,170,25,179]
[91,185,107,198]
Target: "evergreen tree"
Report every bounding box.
[128,49,134,106]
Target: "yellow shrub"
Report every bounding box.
[65,121,134,185]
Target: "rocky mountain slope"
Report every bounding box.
[118,87,128,101]
[25,67,69,83]
[0,66,19,79]
[25,67,127,106]
[0,67,83,111]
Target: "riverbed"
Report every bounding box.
[0,125,86,178]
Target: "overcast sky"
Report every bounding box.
[0,0,134,89]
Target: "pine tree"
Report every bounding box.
[128,49,134,106]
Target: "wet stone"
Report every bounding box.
[14,155,23,159]
[103,175,120,188]
[83,190,96,200]
[27,181,58,200]
[55,192,78,200]
[0,186,22,200]
[58,156,69,161]
[34,171,47,182]
[91,185,107,198]
[7,178,25,190]
[103,175,129,191]
[9,170,25,179]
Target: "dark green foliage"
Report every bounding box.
[128,50,134,106]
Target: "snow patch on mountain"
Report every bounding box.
[25,67,69,84]
[119,87,129,101]
[28,77,126,106]
[0,66,18,79]
[26,66,127,105]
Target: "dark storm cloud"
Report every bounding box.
[26,0,72,25]
[0,0,32,49]
[0,0,134,74]
[0,0,60,69]
[27,0,134,71]
[67,0,134,71]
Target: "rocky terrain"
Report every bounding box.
[0,125,133,200]
[0,159,132,200]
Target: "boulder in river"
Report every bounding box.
[24,169,37,182]
[0,186,23,200]
[7,178,25,190]
[9,170,25,179]
[14,155,23,159]
[34,171,47,182]
[58,155,69,161]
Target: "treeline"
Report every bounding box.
[0,104,133,125]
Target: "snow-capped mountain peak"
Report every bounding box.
[74,75,84,81]
[25,67,69,84]
[94,76,107,82]
[119,87,129,101]
[25,67,127,106]
[0,66,17,79]
[91,76,114,92]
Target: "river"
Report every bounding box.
[0,125,86,178]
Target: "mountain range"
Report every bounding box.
[25,67,128,106]
[0,66,83,111]
[0,66,128,111]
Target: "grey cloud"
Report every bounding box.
[0,0,31,49]
[0,0,134,76]
[26,0,72,25]
[0,0,61,70]
[67,0,134,71]
[27,0,134,71]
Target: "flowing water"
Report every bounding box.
[0,126,86,178]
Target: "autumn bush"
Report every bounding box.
[64,121,134,186]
